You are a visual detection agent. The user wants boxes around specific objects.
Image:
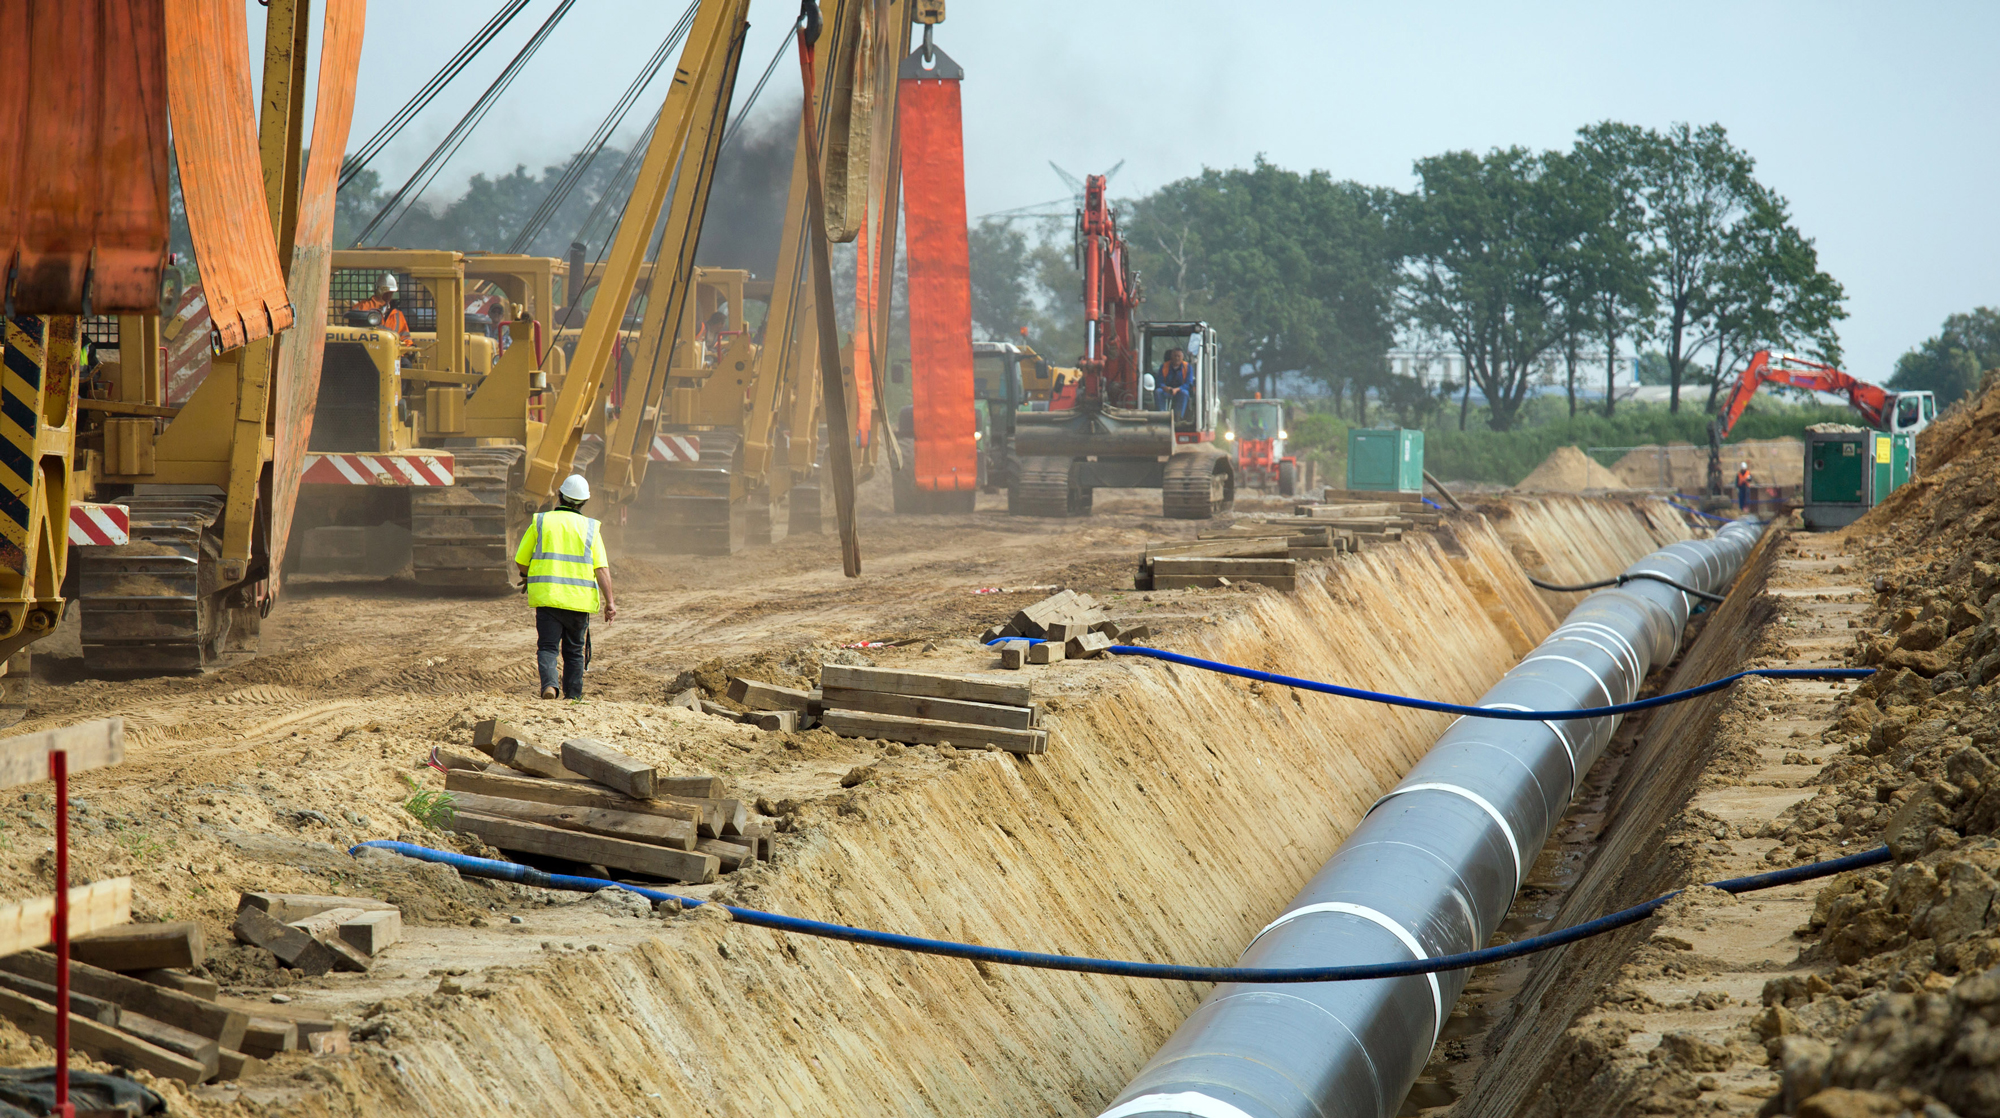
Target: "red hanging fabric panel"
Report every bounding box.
[0,0,171,314]
[851,208,874,449]
[897,72,974,492]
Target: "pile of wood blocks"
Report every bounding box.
[0,913,352,1084]
[733,666,1049,754]
[1288,489,1444,539]
[431,719,769,884]
[1135,531,1330,591]
[980,589,1148,665]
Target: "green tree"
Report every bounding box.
[1697,189,1847,412]
[1400,147,1569,432]
[1890,307,2000,407]
[1568,126,1659,416]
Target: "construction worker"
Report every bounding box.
[514,475,618,700]
[1159,348,1193,421]
[352,273,412,345]
[1735,461,1755,511]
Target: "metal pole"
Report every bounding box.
[1098,520,1766,1118]
[52,748,70,1118]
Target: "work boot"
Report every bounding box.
[540,685,559,700]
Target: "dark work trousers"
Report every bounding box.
[536,607,591,699]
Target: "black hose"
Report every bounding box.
[1528,570,1726,604]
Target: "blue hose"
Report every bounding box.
[1668,499,1737,523]
[1107,646,1871,721]
[353,840,1889,981]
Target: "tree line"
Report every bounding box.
[974,121,1851,432]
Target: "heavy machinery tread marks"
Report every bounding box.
[79,496,228,673]
[411,445,527,591]
[1011,456,1087,518]
[1163,451,1234,520]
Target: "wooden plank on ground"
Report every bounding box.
[132,969,219,1001]
[451,811,719,883]
[218,1048,264,1079]
[997,640,1029,670]
[819,686,1036,730]
[470,719,576,779]
[694,837,753,872]
[1144,539,1290,563]
[820,663,1032,707]
[0,718,124,790]
[559,738,655,799]
[282,910,373,973]
[0,877,130,958]
[818,710,1047,755]
[72,921,204,972]
[0,951,247,1050]
[0,987,207,1084]
[0,971,121,1024]
[116,1009,221,1080]
[339,909,402,956]
[725,679,815,714]
[237,892,396,924]
[1027,641,1065,665]
[443,769,704,829]
[240,1016,296,1059]
[1152,573,1297,590]
[446,791,697,851]
[1150,557,1297,576]
[232,906,339,976]
[657,775,725,799]
[1319,488,1425,504]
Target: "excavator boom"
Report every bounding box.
[1719,349,1892,436]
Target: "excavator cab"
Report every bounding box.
[1138,323,1221,440]
[1889,391,1936,435]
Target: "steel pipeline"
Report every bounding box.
[1096,517,1767,1118]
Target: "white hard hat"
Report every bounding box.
[559,474,591,502]
[1739,462,1748,469]
[376,273,398,296]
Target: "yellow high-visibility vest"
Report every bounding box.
[515,510,605,612]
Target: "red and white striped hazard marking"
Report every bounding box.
[301,453,454,486]
[68,504,130,546]
[649,434,701,463]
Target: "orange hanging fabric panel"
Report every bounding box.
[268,0,365,588]
[851,210,874,449]
[897,63,974,492]
[164,0,294,350]
[0,0,171,314]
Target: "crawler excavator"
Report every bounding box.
[1011,174,1234,518]
[1707,349,1936,495]
[0,0,367,674]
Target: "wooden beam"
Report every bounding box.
[0,718,124,791]
[450,811,719,883]
[443,769,706,831]
[471,719,577,779]
[231,906,338,977]
[240,1016,297,1059]
[817,710,1047,755]
[72,921,204,972]
[821,664,1032,707]
[0,971,121,1024]
[1151,574,1297,591]
[0,951,248,1050]
[445,791,697,851]
[559,738,656,799]
[1149,557,1297,576]
[694,836,753,872]
[657,775,725,799]
[725,678,815,714]
[338,909,401,956]
[131,969,219,1001]
[237,892,396,924]
[0,987,208,1084]
[0,877,131,957]
[820,686,1035,730]
[116,1009,221,1080]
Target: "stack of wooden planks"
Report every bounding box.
[1286,499,1440,537]
[979,590,1149,666]
[817,665,1048,754]
[230,892,400,977]
[1135,535,1311,591]
[0,921,348,1084]
[443,720,770,882]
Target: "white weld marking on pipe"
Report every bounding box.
[1546,634,1631,702]
[1099,1091,1261,1118]
[1249,901,1443,1044]
[1558,622,1642,694]
[1372,782,1523,887]
[1520,654,1614,708]
[1629,566,1692,613]
[1481,702,1579,794]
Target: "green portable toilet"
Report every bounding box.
[1802,425,1871,530]
[1346,428,1424,492]
[1890,432,1915,494]
[1869,432,1894,506]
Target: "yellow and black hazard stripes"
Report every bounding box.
[0,317,45,574]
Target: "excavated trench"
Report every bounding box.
[176,496,1694,1118]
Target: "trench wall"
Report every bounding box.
[286,497,1693,1118]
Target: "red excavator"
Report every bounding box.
[1009,174,1234,518]
[1708,349,1936,494]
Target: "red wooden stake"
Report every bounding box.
[52,749,70,1118]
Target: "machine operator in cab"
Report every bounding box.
[1158,347,1193,421]
[353,273,412,346]
[515,475,618,701]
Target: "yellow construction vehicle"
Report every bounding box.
[3,0,368,674]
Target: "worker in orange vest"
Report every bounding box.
[1735,462,1754,511]
[352,273,412,346]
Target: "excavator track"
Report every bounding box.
[1010,456,1091,518]
[637,431,744,556]
[411,445,528,590]
[1162,449,1235,519]
[78,495,243,673]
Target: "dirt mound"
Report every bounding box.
[1515,445,1624,492]
[1608,438,1805,490]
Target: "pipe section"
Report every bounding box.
[1098,518,1765,1118]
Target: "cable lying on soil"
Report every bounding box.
[352,842,1890,983]
[1107,646,1871,720]
[1525,570,1728,602]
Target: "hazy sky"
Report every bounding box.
[261,0,2000,382]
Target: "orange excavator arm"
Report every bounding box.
[1718,350,1890,437]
